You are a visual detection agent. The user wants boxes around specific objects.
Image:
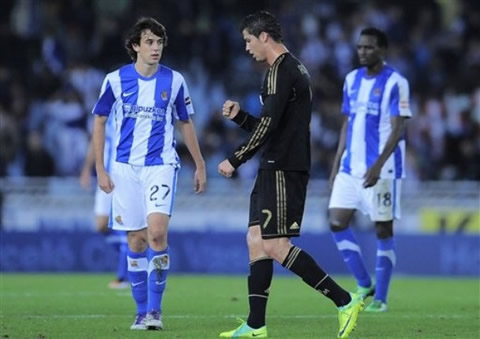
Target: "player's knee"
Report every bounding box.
[147,220,168,248]
[262,238,289,262]
[328,210,349,232]
[262,241,274,258]
[246,226,263,250]
[329,217,348,232]
[375,221,393,239]
[127,231,147,252]
[148,231,167,250]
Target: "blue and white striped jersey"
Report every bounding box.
[340,64,412,179]
[92,63,193,166]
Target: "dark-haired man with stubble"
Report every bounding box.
[218,11,363,339]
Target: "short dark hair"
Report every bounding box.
[124,17,168,61]
[360,27,388,49]
[240,11,283,43]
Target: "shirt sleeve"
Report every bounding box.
[389,76,412,117]
[341,79,350,115]
[173,75,194,121]
[92,76,115,117]
[231,109,259,132]
[228,60,291,168]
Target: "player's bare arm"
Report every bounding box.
[79,139,95,190]
[92,115,114,193]
[177,118,207,193]
[363,116,408,188]
[329,115,349,190]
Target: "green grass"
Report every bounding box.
[1,274,479,338]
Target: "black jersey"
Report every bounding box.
[228,53,312,172]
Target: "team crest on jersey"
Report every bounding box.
[123,103,132,114]
[373,88,381,96]
[297,64,310,77]
[130,260,138,268]
[161,91,168,101]
[115,215,124,225]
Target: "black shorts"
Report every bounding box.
[249,169,309,239]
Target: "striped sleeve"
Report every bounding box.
[341,70,357,115]
[92,76,115,116]
[389,75,412,117]
[228,55,290,168]
[173,73,194,121]
[341,80,350,115]
[232,109,259,132]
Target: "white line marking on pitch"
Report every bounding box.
[0,314,470,319]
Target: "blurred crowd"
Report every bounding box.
[0,0,479,181]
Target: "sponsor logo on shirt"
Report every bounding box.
[351,101,380,115]
[123,103,167,121]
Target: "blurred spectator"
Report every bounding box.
[0,105,19,176]
[42,85,88,176]
[24,131,55,176]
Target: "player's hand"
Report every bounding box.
[194,165,206,194]
[218,159,235,178]
[222,100,240,120]
[79,166,92,191]
[363,163,381,188]
[97,169,114,193]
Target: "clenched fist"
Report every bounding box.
[222,100,240,120]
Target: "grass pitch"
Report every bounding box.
[1,274,479,338]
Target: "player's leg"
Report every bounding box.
[329,173,373,297]
[127,229,149,329]
[94,186,111,235]
[364,179,401,312]
[110,161,149,329]
[219,226,270,338]
[263,237,363,338]
[264,237,354,307]
[246,225,272,328]
[365,220,393,312]
[261,170,351,307]
[102,217,129,289]
[262,170,363,338]
[144,212,169,330]
[94,189,128,288]
[142,164,179,330]
[108,232,129,289]
[220,174,270,338]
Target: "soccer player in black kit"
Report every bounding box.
[218,11,363,339]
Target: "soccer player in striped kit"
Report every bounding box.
[329,27,412,312]
[92,17,206,330]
